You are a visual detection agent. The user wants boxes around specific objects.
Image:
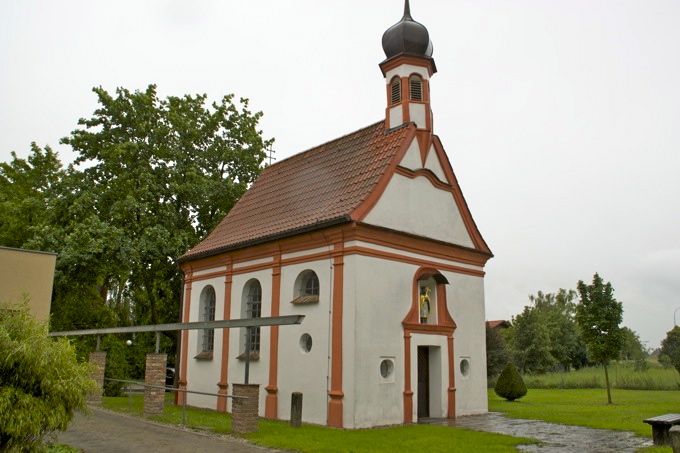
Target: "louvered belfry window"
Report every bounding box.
[409,75,423,101]
[390,77,402,104]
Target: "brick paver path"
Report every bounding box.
[58,407,277,453]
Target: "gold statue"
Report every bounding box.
[419,286,431,324]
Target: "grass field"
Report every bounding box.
[488,388,678,437]
[504,361,680,390]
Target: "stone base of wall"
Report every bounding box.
[232,383,260,434]
[88,351,106,404]
[144,353,167,416]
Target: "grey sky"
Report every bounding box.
[1,0,679,349]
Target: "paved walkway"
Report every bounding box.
[57,407,277,453]
[421,412,652,452]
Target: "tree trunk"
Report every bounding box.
[603,362,613,404]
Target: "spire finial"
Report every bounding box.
[403,0,412,20]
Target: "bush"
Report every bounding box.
[0,302,94,451]
[494,363,528,401]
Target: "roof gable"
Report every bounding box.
[181,121,414,261]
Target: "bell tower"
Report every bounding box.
[380,0,436,138]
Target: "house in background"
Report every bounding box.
[177,1,493,428]
[486,320,510,330]
[0,246,56,322]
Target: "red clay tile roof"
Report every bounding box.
[180,120,414,261]
[486,320,510,329]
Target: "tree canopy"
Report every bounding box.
[503,289,586,374]
[575,273,624,403]
[1,84,272,369]
[659,326,680,375]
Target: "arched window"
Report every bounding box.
[409,74,423,101]
[242,279,262,356]
[291,270,320,304]
[199,285,216,354]
[390,76,402,104]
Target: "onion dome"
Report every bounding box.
[381,0,433,60]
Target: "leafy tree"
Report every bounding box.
[0,302,93,450]
[507,305,556,374]
[528,289,586,371]
[620,326,648,371]
[659,326,680,376]
[575,273,624,404]
[2,84,272,374]
[49,85,271,330]
[486,324,510,379]
[494,362,527,401]
[504,289,587,375]
[0,143,64,248]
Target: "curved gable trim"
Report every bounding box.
[350,123,417,222]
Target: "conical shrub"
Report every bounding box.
[494,362,527,401]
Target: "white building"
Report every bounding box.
[177,1,493,429]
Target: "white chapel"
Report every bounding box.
[177,1,493,429]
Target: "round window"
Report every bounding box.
[380,359,394,379]
[299,333,312,353]
[460,358,470,376]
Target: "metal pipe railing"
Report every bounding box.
[104,378,244,426]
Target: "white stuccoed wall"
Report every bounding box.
[446,271,489,416]
[363,173,474,248]
[277,258,333,425]
[349,256,409,428]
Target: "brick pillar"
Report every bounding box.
[232,384,259,434]
[144,353,167,416]
[88,351,106,404]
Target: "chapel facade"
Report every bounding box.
[177,1,493,428]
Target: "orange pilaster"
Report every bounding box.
[403,331,413,423]
[217,265,233,412]
[177,275,192,406]
[447,334,456,418]
[265,254,282,419]
[327,243,345,428]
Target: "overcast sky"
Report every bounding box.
[2,0,679,349]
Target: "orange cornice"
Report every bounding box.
[379,54,436,77]
[183,221,491,280]
[351,124,417,222]
[348,245,484,277]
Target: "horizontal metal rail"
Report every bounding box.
[105,377,244,425]
[105,378,246,399]
[48,315,304,337]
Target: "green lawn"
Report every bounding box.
[103,394,534,452]
[489,388,678,437]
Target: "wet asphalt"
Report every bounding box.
[421,412,653,452]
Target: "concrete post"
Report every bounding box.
[232,383,259,434]
[290,392,303,428]
[670,425,680,453]
[144,353,167,416]
[88,351,106,404]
